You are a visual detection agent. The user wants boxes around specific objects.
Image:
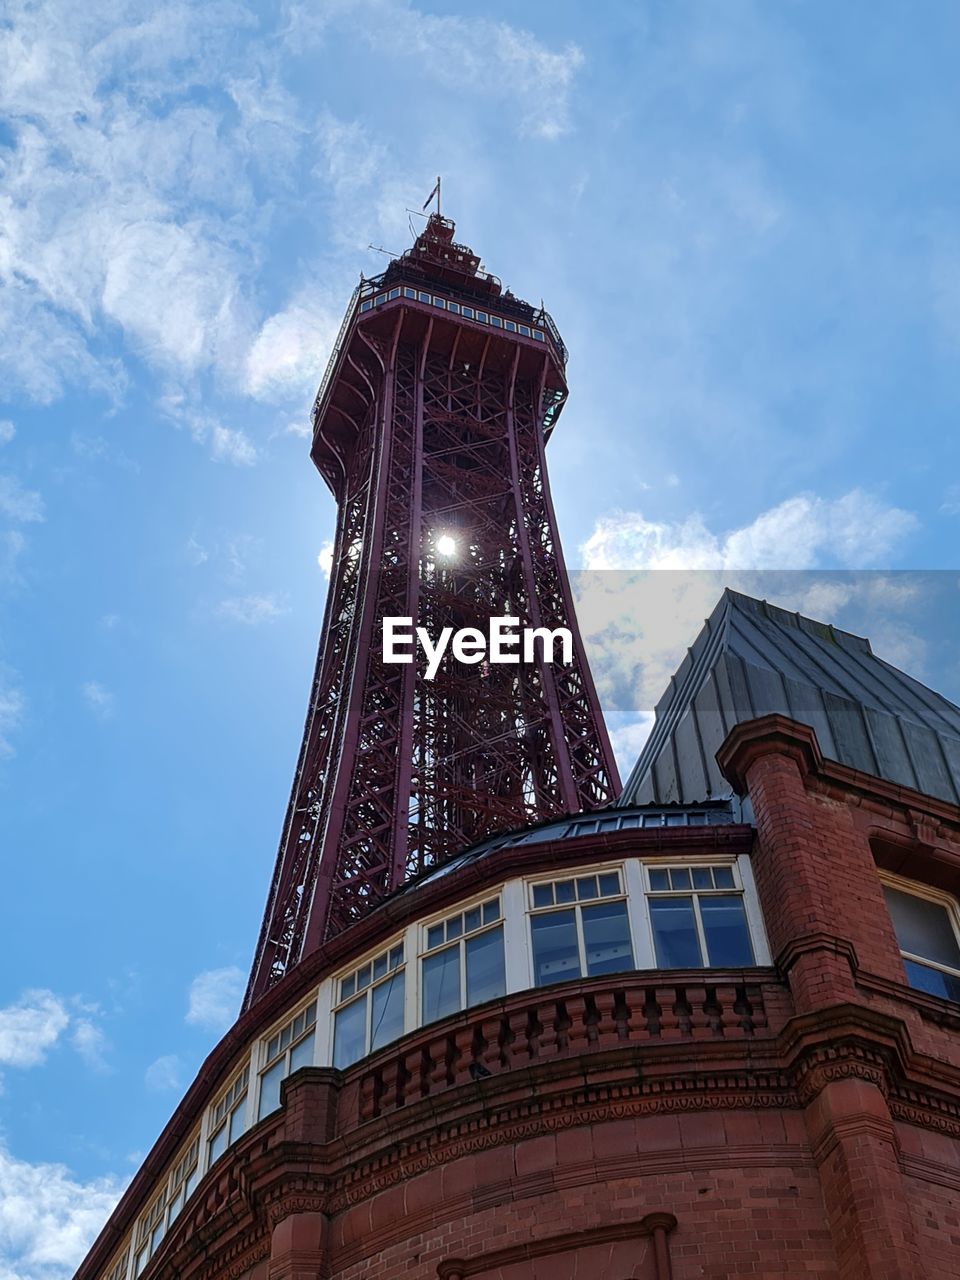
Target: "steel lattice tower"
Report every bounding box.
[245,215,620,1007]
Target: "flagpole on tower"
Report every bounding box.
[422,176,441,217]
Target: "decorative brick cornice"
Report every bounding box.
[717,715,824,795]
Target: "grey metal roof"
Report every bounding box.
[403,799,744,890]
[619,589,960,807]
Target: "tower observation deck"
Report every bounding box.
[245,214,620,1007]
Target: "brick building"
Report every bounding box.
[75,227,960,1280]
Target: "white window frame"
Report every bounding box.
[639,856,766,970]
[880,872,960,997]
[206,1062,251,1170]
[255,994,320,1122]
[524,863,637,988]
[330,935,407,1069]
[418,892,506,1023]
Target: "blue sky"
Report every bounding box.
[2,2,960,1275]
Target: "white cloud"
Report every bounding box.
[0,678,26,759]
[317,541,334,577]
[70,1019,109,1073]
[608,713,656,775]
[0,992,70,1069]
[80,681,114,720]
[580,490,916,571]
[185,967,244,1033]
[575,493,924,747]
[144,1054,181,1092]
[185,536,209,567]
[216,594,287,625]
[209,425,258,467]
[244,298,339,399]
[158,393,259,466]
[0,534,27,587]
[0,1141,126,1280]
[305,2,585,141]
[0,422,14,444]
[0,476,44,523]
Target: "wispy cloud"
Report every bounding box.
[209,424,258,467]
[216,594,287,625]
[70,1019,110,1074]
[0,422,15,445]
[291,2,585,141]
[144,1054,182,1093]
[80,681,114,720]
[244,297,339,400]
[0,476,45,524]
[0,992,70,1070]
[581,490,917,571]
[0,677,26,759]
[185,967,244,1033]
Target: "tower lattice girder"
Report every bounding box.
[245,217,619,1007]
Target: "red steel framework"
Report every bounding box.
[245,215,620,1007]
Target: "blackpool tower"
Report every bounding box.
[77,212,960,1280]
[245,212,620,1004]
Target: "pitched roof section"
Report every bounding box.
[619,589,960,807]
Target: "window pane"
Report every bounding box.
[699,894,754,966]
[576,875,599,900]
[464,906,481,933]
[669,868,691,890]
[208,1123,228,1165]
[466,926,506,1005]
[903,958,960,1003]
[167,1190,183,1223]
[333,996,367,1070]
[692,867,713,890]
[649,897,702,968]
[884,888,960,970]
[257,1058,285,1119]
[446,914,463,940]
[713,866,735,889]
[483,899,499,924]
[598,872,620,897]
[373,953,387,980]
[531,909,581,986]
[422,945,461,1023]
[427,923,444,949]
[555,879,576,904]
[581,900,634,976]
[649,869,669,891]
[290,1029,315,1072]
[229,1098,246,1143]
[371,971,405,1050]
[532,883,553,908]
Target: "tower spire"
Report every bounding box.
[244,216,619,1008]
